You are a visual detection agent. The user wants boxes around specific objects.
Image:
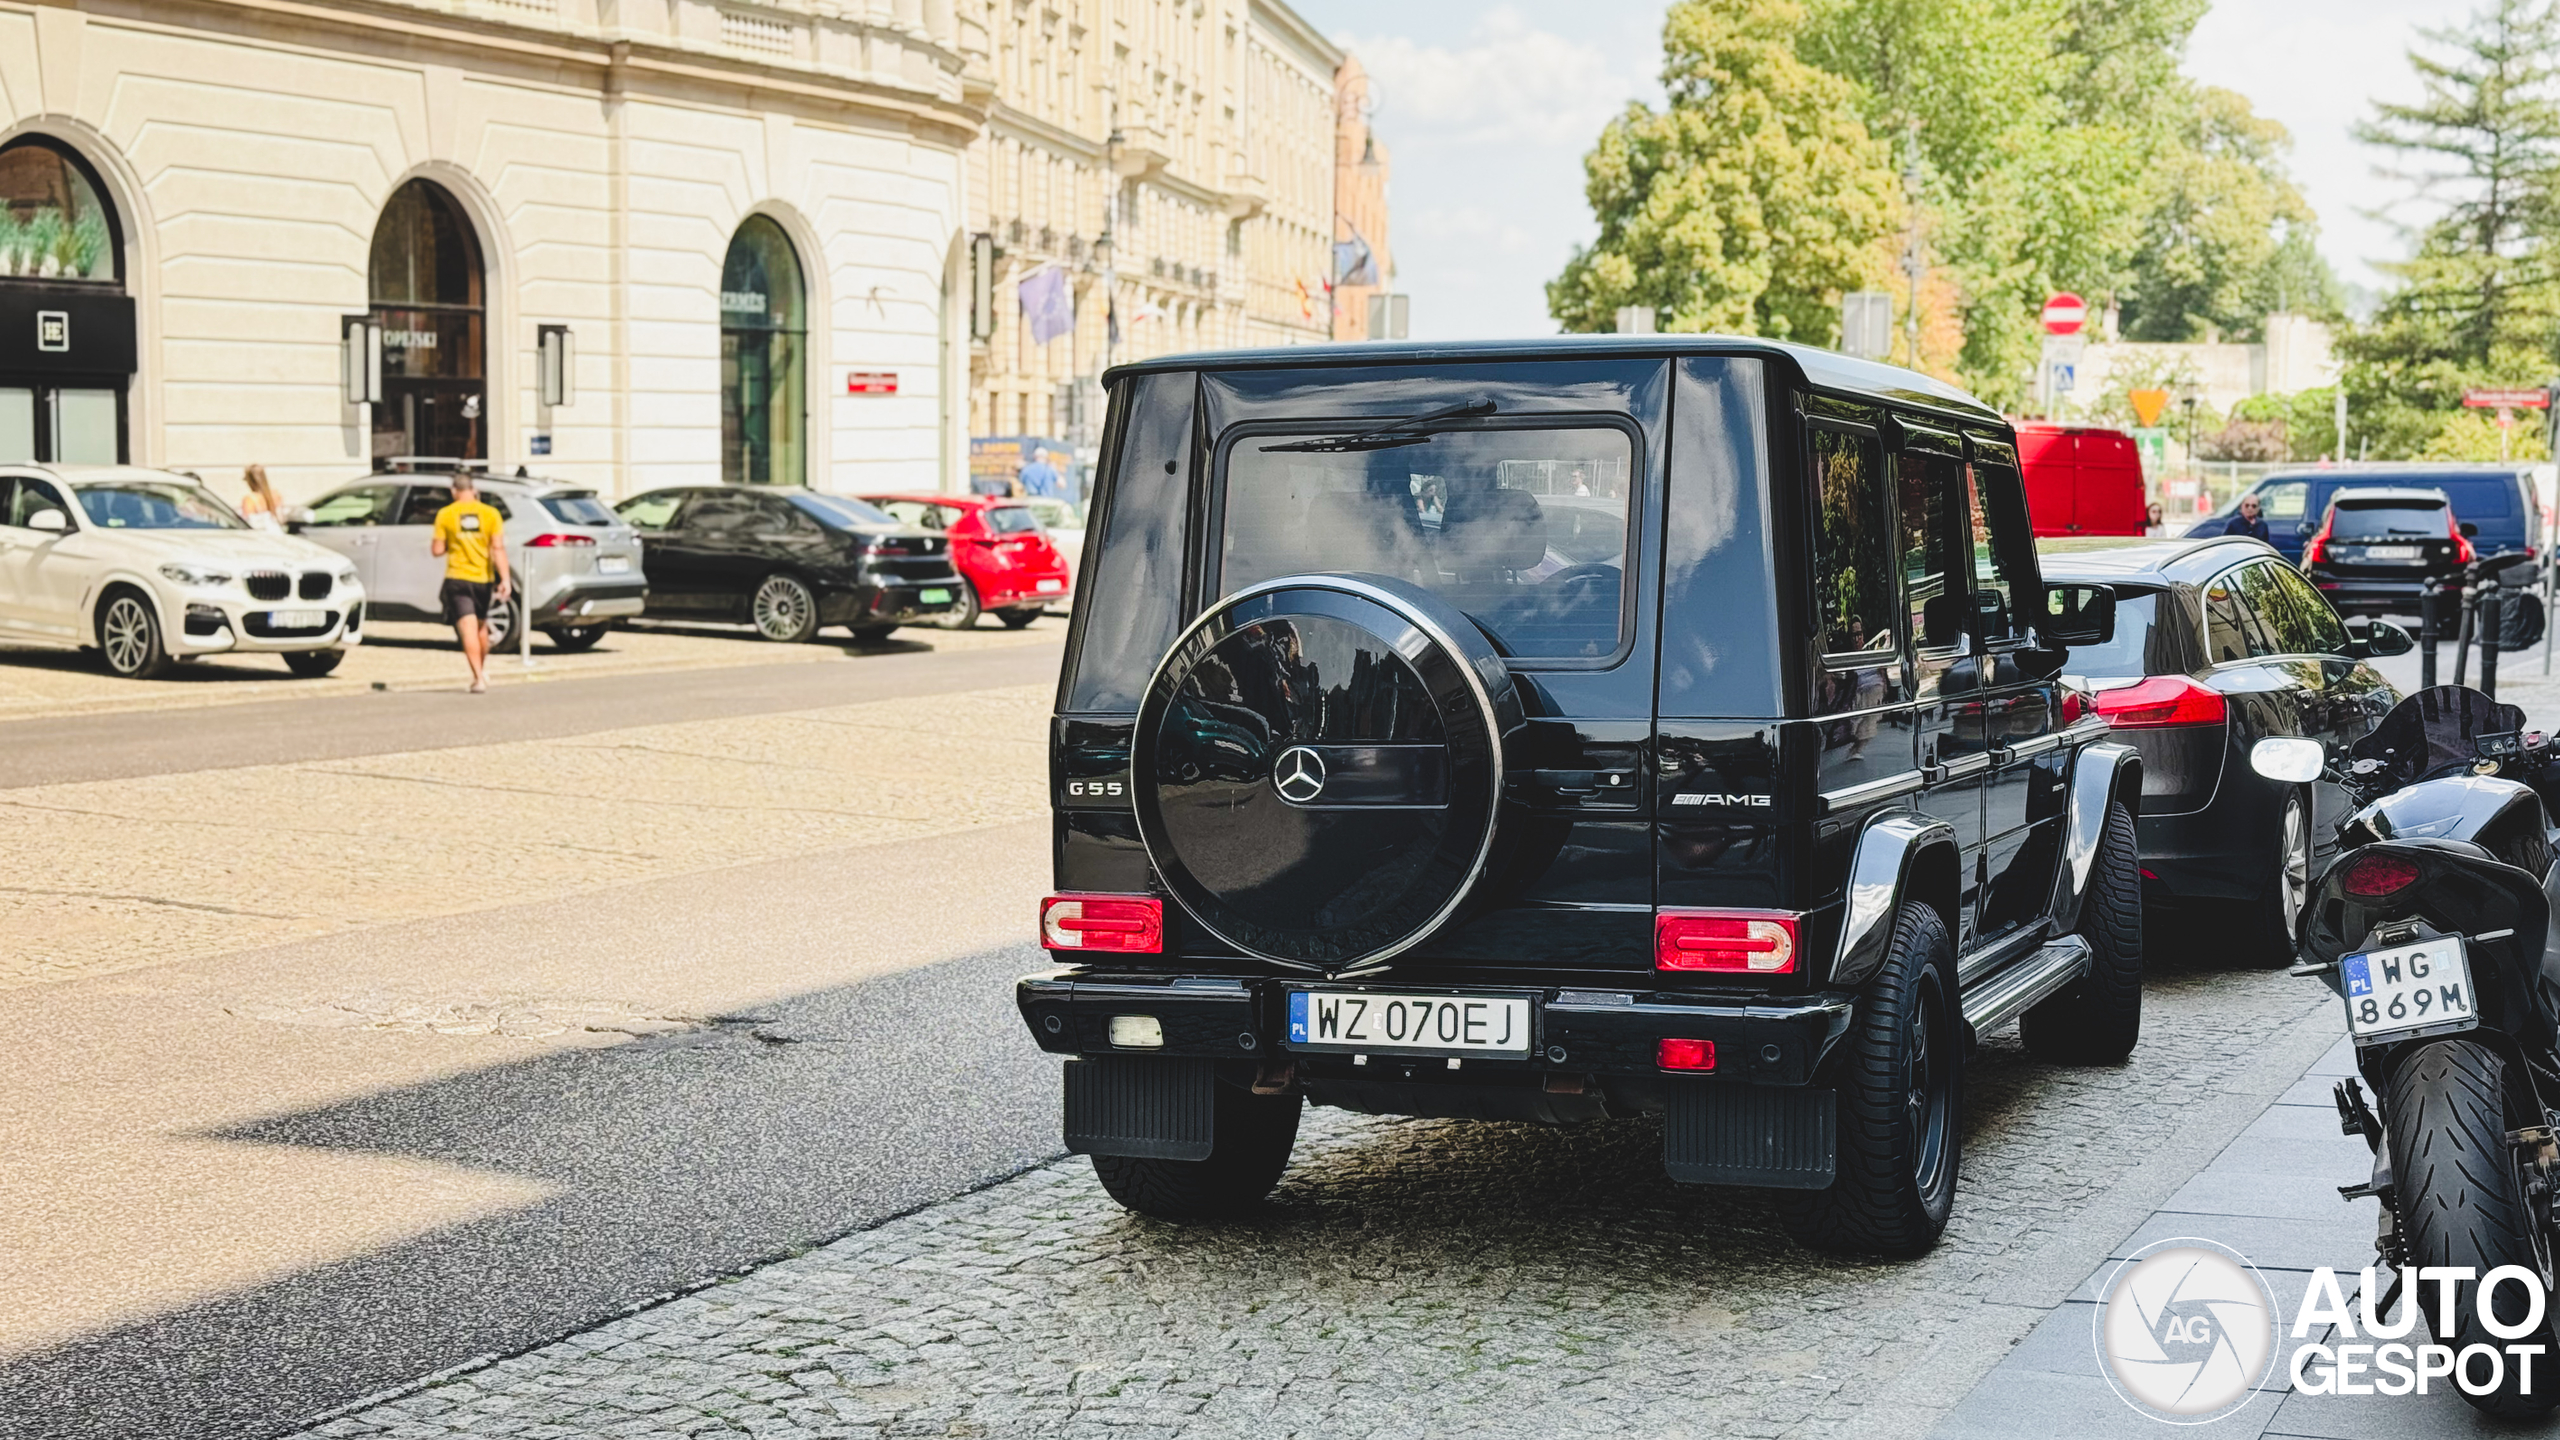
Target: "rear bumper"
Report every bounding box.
[1015,969,1855,1089]
[974,569,1072,610]
[820,578,962,626]
[531,580,647,625]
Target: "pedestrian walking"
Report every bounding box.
[238,464,284,532]
[430,472,513,693]
[1018,450,1063,498]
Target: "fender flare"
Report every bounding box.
[2053,740,2143,933]
[1829,811,1962,989]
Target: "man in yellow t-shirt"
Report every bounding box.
[430,472,514,693]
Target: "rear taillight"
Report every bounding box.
[2451,512,2476,565]
[2304,515,2332,566]
[2341,854,2421,898]
[1656,910,1798,973]
[2092,674,2228,730]
[526,533,597,547]
[1040,894,1164,952]
[1657,1038,1716,1071]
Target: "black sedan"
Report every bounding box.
[611,486,962,642]
[2040,536,2410,962]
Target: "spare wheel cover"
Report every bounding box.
[1134,573,1523,973]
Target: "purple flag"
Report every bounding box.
[1019,265,1073,345]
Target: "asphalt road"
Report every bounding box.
[0,645,1070,1440]
[0,634,1064,788]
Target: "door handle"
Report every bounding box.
[1523,768,1636,799]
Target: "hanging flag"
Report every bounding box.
[1332,228,1378,287]
[1294,276,1312,320]
[1018,265,1074,346]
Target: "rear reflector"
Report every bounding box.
[1108,1015,1164,1048]
[2341,854,2421,898]
[1658,1037,1716,1071]
[1656,910,1799,973]
[1040,894,1164,952]
[2093,674,2228,730]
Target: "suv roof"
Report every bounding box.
[1099,334,2006,428]
[2327,486,2451,506]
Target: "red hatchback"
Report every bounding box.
[861,493,1072,628]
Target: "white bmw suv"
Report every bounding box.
[0,464,365,679]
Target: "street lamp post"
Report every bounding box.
[1099,129,1122,376]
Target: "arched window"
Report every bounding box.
[369,180,486,461]
[721,216,806,486]
[0,137,130,463]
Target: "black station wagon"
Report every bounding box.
[1018,338,2143,1256]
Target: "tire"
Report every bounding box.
[1091,1084,1303,1221]
[750,573,821,643]
[1782,902,1961,1257]
[928,580,982,630]
[997,607,1041,630]
[2021,801,2145,1064]
[2239,788,2311,967]
[96,589,172,679]
[481,591,520,651]
[844,624,896,644]
[543,625,608,653]
[2386,1038,2560,1418]
[282,649,344,678]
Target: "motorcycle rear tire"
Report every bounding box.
[2387,1037,2560,1418]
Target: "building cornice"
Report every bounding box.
[1249,0,1343,72]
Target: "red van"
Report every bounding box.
[2016,423,2147,537]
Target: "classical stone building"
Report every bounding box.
[0,0,1373,500]
[960,0,1347,456]
[1330,52,1391,342]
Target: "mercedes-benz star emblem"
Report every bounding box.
[1272,746,1328,804]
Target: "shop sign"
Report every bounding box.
[36,311,68,353]
[722,290,768,316]
[846,371,898,394]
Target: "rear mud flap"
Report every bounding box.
[1063,1056,1215,1161]
[1663,1083,1837,1189]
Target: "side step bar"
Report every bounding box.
[1960,934,2093,1034]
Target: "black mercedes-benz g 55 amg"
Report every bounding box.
[1018,338,2141,1256]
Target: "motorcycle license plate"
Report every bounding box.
[1286,989,1532,1057]
[2341,937,2477,1041]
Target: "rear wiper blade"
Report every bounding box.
[1258,399,1497,453]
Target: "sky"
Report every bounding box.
[1286,0,2467,341]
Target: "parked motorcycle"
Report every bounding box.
[2254,684,2560,1417]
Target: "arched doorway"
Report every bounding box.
[369,179,485,461]
[721,215,806,485]
[0,136,132,464]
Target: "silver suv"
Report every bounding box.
[293,462,647,650]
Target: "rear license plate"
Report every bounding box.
[598,555,631,575]
[920,588,952,605]
[267,609,325,628]
[2342,937,2476,1041]
[2366,545,2422,560]
[1286,989,1532,1056]
[1036,578,1066,593]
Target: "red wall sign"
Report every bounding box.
[2462,387,2549,409]
[846,371,899,395]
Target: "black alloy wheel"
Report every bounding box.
[2240,788,2311,966]
[1783,902,1961,1256]
[544,625,608,653]
[750,573,821,643]
[97,589,172,679]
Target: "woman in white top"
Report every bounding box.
[238,464,283,532]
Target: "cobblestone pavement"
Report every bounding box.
[297,945,2343,1440]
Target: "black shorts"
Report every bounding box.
[441,578,494,623]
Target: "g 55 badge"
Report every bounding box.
[1061,772,1132,807]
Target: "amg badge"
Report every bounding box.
[1672,792,1772,807]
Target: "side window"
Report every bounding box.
[0,477,23,526]
[11,477,72,528]
[397,486,453,525]
[1807,424,1896,659]
[307,485,397,527]
[617,491,686,530]
[758,496,822,535]
[686,494,762,533]
[2257,482,2308,525]
[876,500,945,530]
[2257,563,2352,655]
[1896,448,1968,654]
[1965,462,2039,643]
[2201,568,2276,662]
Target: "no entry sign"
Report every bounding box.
[2041,293,2087,336]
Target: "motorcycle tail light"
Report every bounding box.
[2341,854,2421,898]
[1656,911,1798,973]
[1040,894,1163,952]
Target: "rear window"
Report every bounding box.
[2331,502,2447,540]
[2053,587,2173,678]
[1218,424,1634,660]
[540,492,619,526]
[984,505,1040,535]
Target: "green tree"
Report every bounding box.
[2120,88,2334,341]
[1548,0,1900,340]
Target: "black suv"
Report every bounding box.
[1017,339,2141,1256]
[2301,486,2471,618]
